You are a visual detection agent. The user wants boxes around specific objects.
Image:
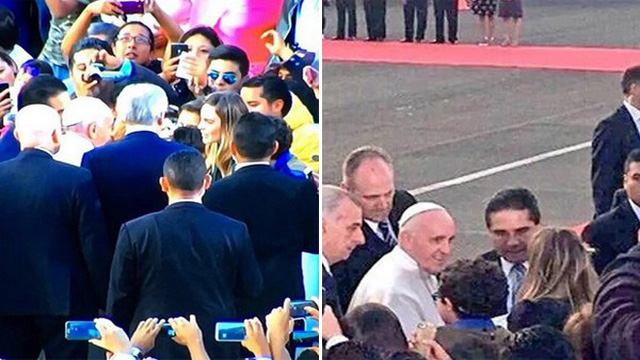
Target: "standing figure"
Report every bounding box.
[499,0,523,46]
[469,0,497,45]
[401,0,427,43]
[364,0,387,41]
[433,0,459,44]
[335,0,357,40]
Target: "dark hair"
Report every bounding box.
[503,325,575,360]
[113,21,154,49]
[173,126,205,154]
[20,59,54,77]
[342,303,408,354]
[0,48,16,74]
[439,259,509,318]
[209,45,250,77]
[484,188,541,227]
[242,74,292,117]
[163,150,207,191]
[18,75,67,110]
[88,22,120,43]
[325,341,385,360]
[180,26,222,47]
[69,37,114,68]
[271,117,293,159]
[232,112,277,160]
[180,97,205,114]
[622,65,640,95]
[624,148,640,173]
[0,6,18,51]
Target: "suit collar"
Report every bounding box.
[165,201,205,210]
[234,164,273,174]
[615,198,640,226]
[18,148,54,160]
[123,130,160,141]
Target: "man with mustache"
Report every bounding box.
[480,187,542,315]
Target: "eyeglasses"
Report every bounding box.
[116,35,151,45]
[208,70,238,85]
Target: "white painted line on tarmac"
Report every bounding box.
[409,141,592,196]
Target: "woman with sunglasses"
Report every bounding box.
[198,91,248,181]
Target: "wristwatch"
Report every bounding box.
[130,347,143,360]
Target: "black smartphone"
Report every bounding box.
[161,323,175,337]
[120,0,144,14]
[0,82,9,93]
[65,321,101,340]
[171,43,190,59]
[291,300,318,319]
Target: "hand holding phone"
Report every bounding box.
[65,321,101,340]
[120,0,144,14]
[215,322,247,342]
[168,315,203,348]
[290,300,318,319]
[241,318,270,357]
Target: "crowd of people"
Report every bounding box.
[0,1,320,359]
[324,0,524,46]
[321,106,640,360]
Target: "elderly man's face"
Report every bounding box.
[323,198,365,265]
[403,211,456,274]
[345,158,395,222]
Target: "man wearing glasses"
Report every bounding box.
[206,45,250,93]
[479,188,541,315]
[112,21,162,73]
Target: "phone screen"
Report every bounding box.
[65,321,101,340]
[290,300,317,319]
[120,0,144,14]
[0,83,9,94]
[171,43,190,59]
[215,322,246,342]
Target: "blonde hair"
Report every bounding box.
[519,228,599,311]
[563,303,594,360]
[201,92,248,176]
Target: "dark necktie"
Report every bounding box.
[378,221,396,245]
[510,263,526,306]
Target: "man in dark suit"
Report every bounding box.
[479,188,541,315]
[330,146,417,309]
[364,0,387,41]
[322,185,365,317]
[334,0,357,40]
[402,0,427,43]
[0,105,110,359]
[203,112,318,319]
[584,149,640,274]
[107,150,262,359]
[433,0,459,44]
[82,83,188,249]
[592,65,640,216]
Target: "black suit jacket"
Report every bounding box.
[322,266,343,318]
[0,149,111,316]
[479,250,509,316]
[591,106,640,216]
[583,199,640,274]
[330,190,417,309]
[107,202,262,359]
[81,131,189,249]
[203,164,319,318]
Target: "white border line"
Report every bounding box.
[409,141,592,196]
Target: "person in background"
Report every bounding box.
[563,304,595,360]
[363,0,387,42]
[54,96,114,166]
[271,116,310,180]
[469,0,497,45]
[0,6,33,68]
[498,0,523,46]
[172,126,205,154]
[0,50,17,125]
[207,45,250,94]
[334,0,357,40]
[433,0,459,44]
[178,97,204,127]
[198,91,248,180]
[401,0,427,43]
[508,228,598,332]
[502,325,575,360]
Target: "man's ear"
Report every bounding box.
[52,129,60,147]
[230,140,238,158]
[273,99,285,115]
[270,140,280,158]
[87,122,98,139]
[203,174,212,191]
[159,176,170,193]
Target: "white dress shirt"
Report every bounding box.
[623,100,640,136]
[629,199,640,223]
[234,161,270,171]
[348,246,443,337]
[500,257,529,313]
[53,133,94,167]
[364,219,397,242]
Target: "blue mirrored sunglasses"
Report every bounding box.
[208,70,238,85]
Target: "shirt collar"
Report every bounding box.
[321,255,331,275]
[623,100,640,123]
[34,146,55,157]
[500,257,529,275]
[235,161,271,171]
[628,198,640,223]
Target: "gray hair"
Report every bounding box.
[323,185,359,218]
[342,145,393,184]
[116,83,168,126]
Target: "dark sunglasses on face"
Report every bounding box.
[208,70,238,85]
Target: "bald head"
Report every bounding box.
[15,105,62,152]
[62,97,114,146]
[398,203,456,274]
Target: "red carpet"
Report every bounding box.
[323,40,640,72]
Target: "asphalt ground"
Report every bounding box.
[321,0,640,261]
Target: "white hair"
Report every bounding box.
[62,97,113,128]
[15,104,61,148]
[115,83,168,126]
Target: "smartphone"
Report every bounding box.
[161,323,175,337]
[0,82,9,93]
[171,43,190,59]
[215,322,246,342]
[291,300,318,319]
[65,321,101,340]
[291,330,319,346]
[120,0,144,14]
